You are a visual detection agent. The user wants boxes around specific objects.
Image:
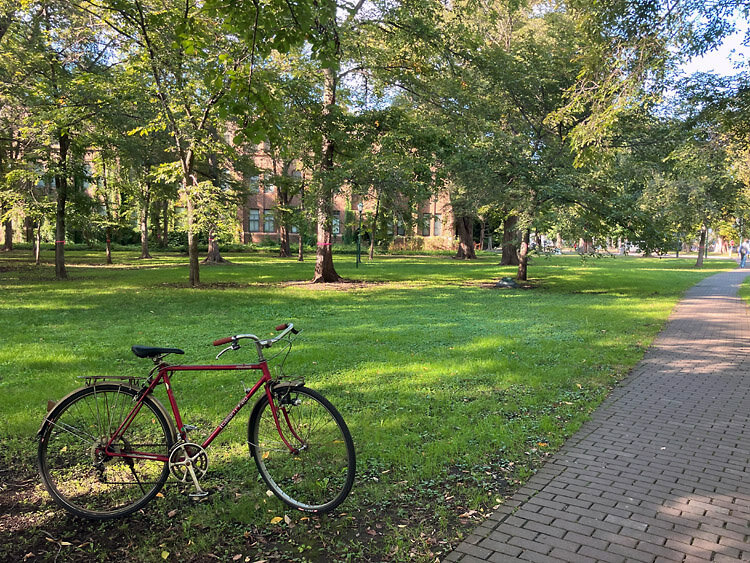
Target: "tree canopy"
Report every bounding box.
[1,0,748,281]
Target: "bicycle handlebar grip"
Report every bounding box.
[275,323,289,331]
[213,336,234,346]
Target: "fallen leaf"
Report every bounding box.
[270,516,283,524]
[161,551,169,560]
[232,554,242,561]
[167,509,178,518]
[284,515,292,525]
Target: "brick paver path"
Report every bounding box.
[445,269,750,562]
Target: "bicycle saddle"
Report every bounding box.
[131,345,185,358]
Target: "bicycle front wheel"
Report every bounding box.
[248,385,355,513]
[38,383,174,519]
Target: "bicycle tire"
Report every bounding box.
[38,383,175,519]
[248,385,355,513]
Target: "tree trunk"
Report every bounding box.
[454,215,476,259]
[162,200,169,248]
[140,183,152,259]
[153,200,162,248]
[105,226,112,265]
[24,217,34,243]
[500,215,519,265]
[278,187,291,258]
[203,228,229,264]
[694,226,706,268]
[54,130,69,280]
[297,182,305,262]
[279,224,291,257]
[3,215,12,251]
[369,189,381,260]
[34,223,42,265]
[313,67,342,283]
[312,205,341,282]
[184,174,200,286]
[517,228,531,281]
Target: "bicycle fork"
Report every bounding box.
[267,387,306,455]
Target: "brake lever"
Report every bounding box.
[216,343,240,360]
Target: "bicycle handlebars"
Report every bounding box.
[212,323,298,349]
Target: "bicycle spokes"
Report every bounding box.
[248,386,355,513]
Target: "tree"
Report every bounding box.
[1,1,116,278]
[80,0,275,285]
[342,104,439,259]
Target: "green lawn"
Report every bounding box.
[0,249,735,562]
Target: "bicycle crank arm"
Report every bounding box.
[186,462,208,498]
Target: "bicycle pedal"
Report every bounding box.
[183,424,198,432]
[189,490,209,499]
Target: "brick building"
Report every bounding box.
[238,146,456,250]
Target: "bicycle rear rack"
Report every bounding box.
[79,375,144,387]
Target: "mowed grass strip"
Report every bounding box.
[0,250,734,561]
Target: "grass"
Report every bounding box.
[0,248,736,562]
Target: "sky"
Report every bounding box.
[681,23,748,76]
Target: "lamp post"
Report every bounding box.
[356,202,363,268]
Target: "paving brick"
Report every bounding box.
[506,536,551,556]
[589,529,636,548]
[486,554,522,563]
[691,537,740,559]
[455,543,492,560]
[605,542,655,563]
[562,531,609,551]
[477,537,521,556]
[717,534,750,552]
[548,547,590,561]
[577,545,628,563]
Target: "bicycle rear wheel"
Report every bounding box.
[38,383,174,519]
[248,385,355,513]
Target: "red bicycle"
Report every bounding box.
[37,323,355,519]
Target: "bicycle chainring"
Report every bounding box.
[168,442,209,483]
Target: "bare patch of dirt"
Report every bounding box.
[280,279,386,291]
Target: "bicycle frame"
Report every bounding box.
[103,359,300,463]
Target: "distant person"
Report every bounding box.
[730,239,736,257]
[740,239,750,268]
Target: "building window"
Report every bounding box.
[248,209,260,232]
[397,220,405,236]
[422,213,431,236]
[332,211,341,235]
[263,210,275,233]
[434,214,442,236]
[291,225,298,234]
